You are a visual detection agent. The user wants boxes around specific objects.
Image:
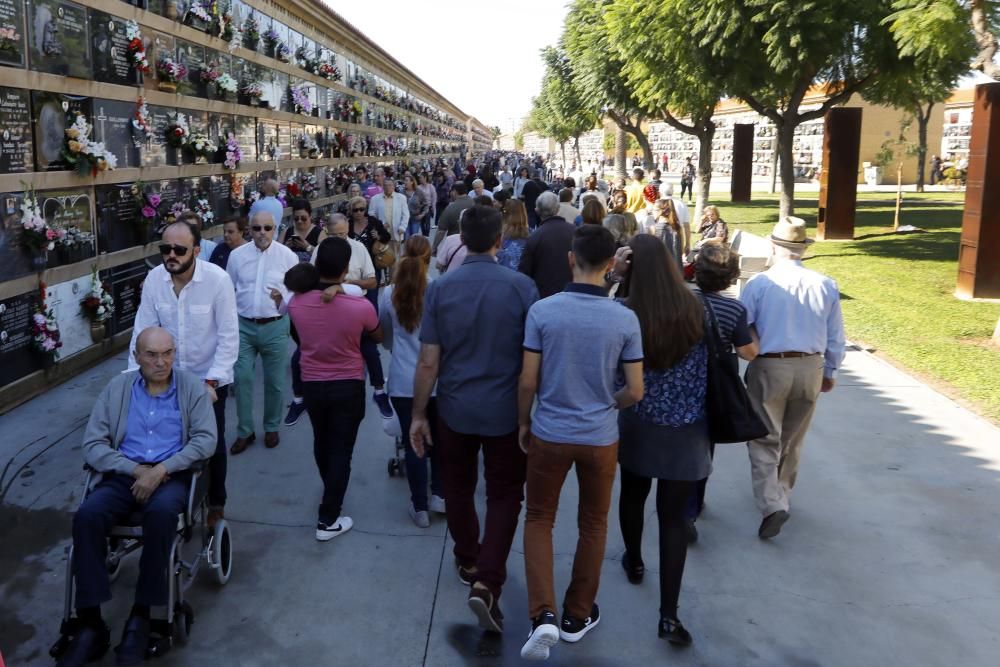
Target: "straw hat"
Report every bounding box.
[770,216,814,248]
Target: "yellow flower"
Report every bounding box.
[67,140,82,153]
[97,158,109,171]
[66,128,80,139]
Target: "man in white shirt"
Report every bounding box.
[226,210,300,454]
[368,177,409,243]
[128,217,238,526]
[660,182,691,255]
[469,178,494,201]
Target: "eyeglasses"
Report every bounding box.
[158,244,189,257]
[251,225,274,232]
[351,207,366,213]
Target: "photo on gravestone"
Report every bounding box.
[27,0,90,78]
[100,259,149,336]
[92,99,140,169]
[0,191,32,281]
[0,88,34,173]
[95,182,143,252]
[31,92,91,171]
[234,114,256,162]
[0,0,27,68]
[39,186,94,268]
[89,11,136,85]
[0,291,45,384]
[175,39,204,97]
[142,103,173,167]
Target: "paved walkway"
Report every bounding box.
[1,341,998,666]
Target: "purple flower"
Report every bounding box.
[148,193,162,207]
[141,206,156,218]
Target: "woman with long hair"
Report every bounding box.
[513,166,530,200]
[610,189,639,240]
[614,234,711,647]
[496,199,530,271]
[379,235,444,526]
[649,198,684,270]
[581,197,606,226]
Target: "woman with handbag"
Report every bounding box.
[612,234,710,647]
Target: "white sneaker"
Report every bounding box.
[316,516,353,541]
[409,504,430,528]
[429,494,446,514]
[520,611,559,661]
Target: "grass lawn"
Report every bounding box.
[711,191,1000,423]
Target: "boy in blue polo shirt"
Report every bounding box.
[517,225,645,661]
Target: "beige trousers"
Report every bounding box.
[745,355,824,516]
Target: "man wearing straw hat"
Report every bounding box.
[740,217,845,540]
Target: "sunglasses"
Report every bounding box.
[251,225,274,232]
[351,207,366,213]
[158,244,189,257]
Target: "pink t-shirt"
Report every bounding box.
[288,291,379,381]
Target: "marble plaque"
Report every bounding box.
[142,103,173,167]
[89,11,135,85]
[272,70,289,113]
[0,0,27,68]
[0,192,32,280]
[276,122,291,161]
[175,39,205,97]
[0,88,33,173]
[92,99,140,169]
[234,114,255,162]
[47,275,97,358]
[0,291,42,384]
[144,30,174,95]
[95,182,142,253]
[209,174,233,221]
[102,259,149,336]
[27,0,90,78]
[31,92,91,171]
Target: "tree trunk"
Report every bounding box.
[560,142,567,174]
[693,123,716,230]
[993,316,1000,347]
[573,136,582,170]
[615,124,627,181]
[776,120,797,218]
[915,104,932,193]
[628,129,654,172]
[971,0,1000,80]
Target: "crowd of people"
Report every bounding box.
[55,150,845,666]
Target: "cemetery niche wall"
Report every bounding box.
[0,0,472,401]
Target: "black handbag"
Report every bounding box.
[701,296,769,443]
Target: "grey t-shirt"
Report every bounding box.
[523,284,643,446]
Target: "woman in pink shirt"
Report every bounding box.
[285,238,383,542]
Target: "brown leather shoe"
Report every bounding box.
[264,431,280,448]
[229,433,255,455]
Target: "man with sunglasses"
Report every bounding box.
[128,217,238,528]
[226,210,300,454]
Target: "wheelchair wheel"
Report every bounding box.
[212,520,233,585]
[172,601,194,645]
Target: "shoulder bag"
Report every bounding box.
[701,295,769,443]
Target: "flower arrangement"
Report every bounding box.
[215,10,237,42]
[300,172,318,200]
[291,86,312,115]
[125,21,149,75]
[32,284,62,360]
[187,132,214,159]
[241,81,264,100]
[132,181,161,223]
[242,15,260,48]
[223,133,242,170]
[215,73,238,95]
[276,42,291,63]
[318,62,341,82]
[350,100,362,121]
[156,55,188,83]
[165,113,190,148]
[192,196,214,225]
[0,24,21,61]
[62,112,117,175]
[184,0,213,25]
[19,187,64,253]
[131,97,151,148]
[58,226,95,250]
[80,267,114,323]
[299,132,319,157]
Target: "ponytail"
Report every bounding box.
[392,235,431,332]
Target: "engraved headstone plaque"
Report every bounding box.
[0,0,27,68]
[0,291,43,384]
[276,122,291,161]
[39,186,93,267]
[27,0,90,78]
[235,114,256,162]
[96,182,142,252]
[92,99,140,169]
[31,92,91,171]
[175,39,205,97]
[0,192,32,280]
[102,259,149,336]
[142,103,173,167]
[89,10,136,85]
[0,88,33,173]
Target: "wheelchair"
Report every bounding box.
[387,436,406,478]
[50,463,233,660]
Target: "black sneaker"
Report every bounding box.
[520,610,559,660]
[560,604,600,643]
[55,622,110,666]
[283,401,307,426]
[455,557,476,586]
[686,519,699,544]
[372,391,393,418]
[467,586,504,633]
[659,616,693,646]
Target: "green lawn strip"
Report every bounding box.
[709,194,1000,423]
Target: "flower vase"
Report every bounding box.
[158,80,178,93]
[89,321,106,344]
[31,251,47,272]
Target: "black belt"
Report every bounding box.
[760,351,820,359]
[241,315,283,325]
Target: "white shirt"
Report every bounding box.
[470,189,494,200]
[226,240,300,319]
[557,203,580,223]
[127,260,239,385]
[670,196,690,229]
[310,237,375,294]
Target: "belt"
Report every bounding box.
[760,351,820,359]
[241,315,283,325]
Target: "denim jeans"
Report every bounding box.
[302,380,365,524]
[290,346,303,398]
[390,396,442,511]
[208,385,229,507]
[407,219,423,238]
[362,286,385,388]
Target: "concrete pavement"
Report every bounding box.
[1,342,999,666]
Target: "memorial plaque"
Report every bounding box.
[0,0,27,68]
[47,275,96,357]
[0,88,33,173]
[0,192,32,281]
[143,30,173,95]
[272,70,290,113]
[276,122,291,161]
[92,99,140,169]
[257,120,276,161]
[145,0,165,15]
[40,186,92,237]
[101,258,149,336]
[175,39,205,97]
[235,114,255,162]
[0,291,43,385]
[208,112,234,146]
[142,104,173,167]
[31,91,91,171]
[89,11,136,85]
[96,183,143,252]
[27,0,90,79]
[209,174,233,221]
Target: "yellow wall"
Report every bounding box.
[843,95,945,184]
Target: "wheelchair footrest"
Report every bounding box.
[147,633,173,659]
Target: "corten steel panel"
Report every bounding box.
[957,82,1000,299]
[817,108,862,240]
[731,124,753,202]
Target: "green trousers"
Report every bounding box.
[234,316,290,438]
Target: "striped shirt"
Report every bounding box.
[700,290,752,351]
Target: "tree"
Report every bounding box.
[692,0,904,217]
[971,0,1000,79]
[606,0,729,222]
[563,0,654,169]
[537,46,600,169]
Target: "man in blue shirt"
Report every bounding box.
[517,225,644,660]
[58,328,215,667]
[410,205,538,635]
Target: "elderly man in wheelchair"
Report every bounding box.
[52,327,228,666]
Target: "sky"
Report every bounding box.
[324,0,569,132]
